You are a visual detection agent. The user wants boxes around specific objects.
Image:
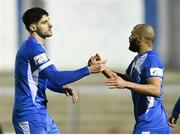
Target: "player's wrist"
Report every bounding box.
[64,88,69,96]
[124,81,130,88]
[87,66,93,74]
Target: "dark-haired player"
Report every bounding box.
[12,7,106,134]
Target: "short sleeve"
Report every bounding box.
[143,56,164,79]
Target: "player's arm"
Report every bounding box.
[88,54,132,81]
[47,80,66,93]
[41,53,106,87]
[168,97,180,127]
[30,45,106,87]
[103,66,133,82]
[106,56,164,97]
[105,75,161,97]
[28,43,80,102]
[42,64,90,86]
[63,86,78,104]
[172,97,180,117]
[124,77,161,96]
[41,59,106,86]
[47,81,78,103]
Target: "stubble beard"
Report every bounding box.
[129,39,140,52]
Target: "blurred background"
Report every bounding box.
[0,0,180,133]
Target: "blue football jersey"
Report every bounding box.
[14,36,51,115]
[126,50,170,132]
[13,36,89,120]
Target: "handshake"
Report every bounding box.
[87,54,114,78]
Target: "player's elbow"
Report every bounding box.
[153,88,161,97]
[154,91,160,97]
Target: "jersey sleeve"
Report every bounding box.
[172,97,180,117]
[28,43,52,71]
[143,56,164,79]
[42,64,90,86]
[27,41,90,87]
[47,80,66,93]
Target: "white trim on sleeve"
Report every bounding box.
[39,61,53,71]
[150,67,163,77]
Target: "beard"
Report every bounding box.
[36,28,52,39]
[129,39,140,52]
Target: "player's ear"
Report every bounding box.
[29,24,36,32]
[137,35,143,43]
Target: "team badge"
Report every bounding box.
[33,53,48,65]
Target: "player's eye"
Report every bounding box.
[42,21,48,24]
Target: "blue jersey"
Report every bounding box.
[13,36,90,133]
[126,50,170,133]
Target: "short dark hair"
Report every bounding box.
[22,7,49,31]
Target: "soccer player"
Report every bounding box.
[168,97,180,128]
[98,24,171,133]
[12,7,106,134]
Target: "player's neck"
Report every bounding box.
[138,48,153,55]
[138,47,153,54]
[31,32,45,45]
[138,42,153,54]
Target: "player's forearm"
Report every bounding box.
[102,69,113,78]
[102,67,132,81]
[125,81,160,97]
[47,80,66,93]
[43,65,90,86]
[101,66,117,78]
[116,72,133,82]
[172,97,180,117]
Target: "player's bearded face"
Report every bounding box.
[36,15,53,38]
[129,37,140,52]
[36,26,52,38]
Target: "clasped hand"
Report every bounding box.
[88,53,127,89]
[87,53,107,74]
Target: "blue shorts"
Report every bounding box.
[13,112,60,134]
[133,126,172,134]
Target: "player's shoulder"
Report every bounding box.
[17,36,46,59]
[26,36,44,50]
[144,50,164,68]
[20,36,45,56]
[146,50,163,63]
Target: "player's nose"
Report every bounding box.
[129,35,132,40]
[49,23,52,28]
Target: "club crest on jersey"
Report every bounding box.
[150,67,163,77]
[33,53,48,65]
